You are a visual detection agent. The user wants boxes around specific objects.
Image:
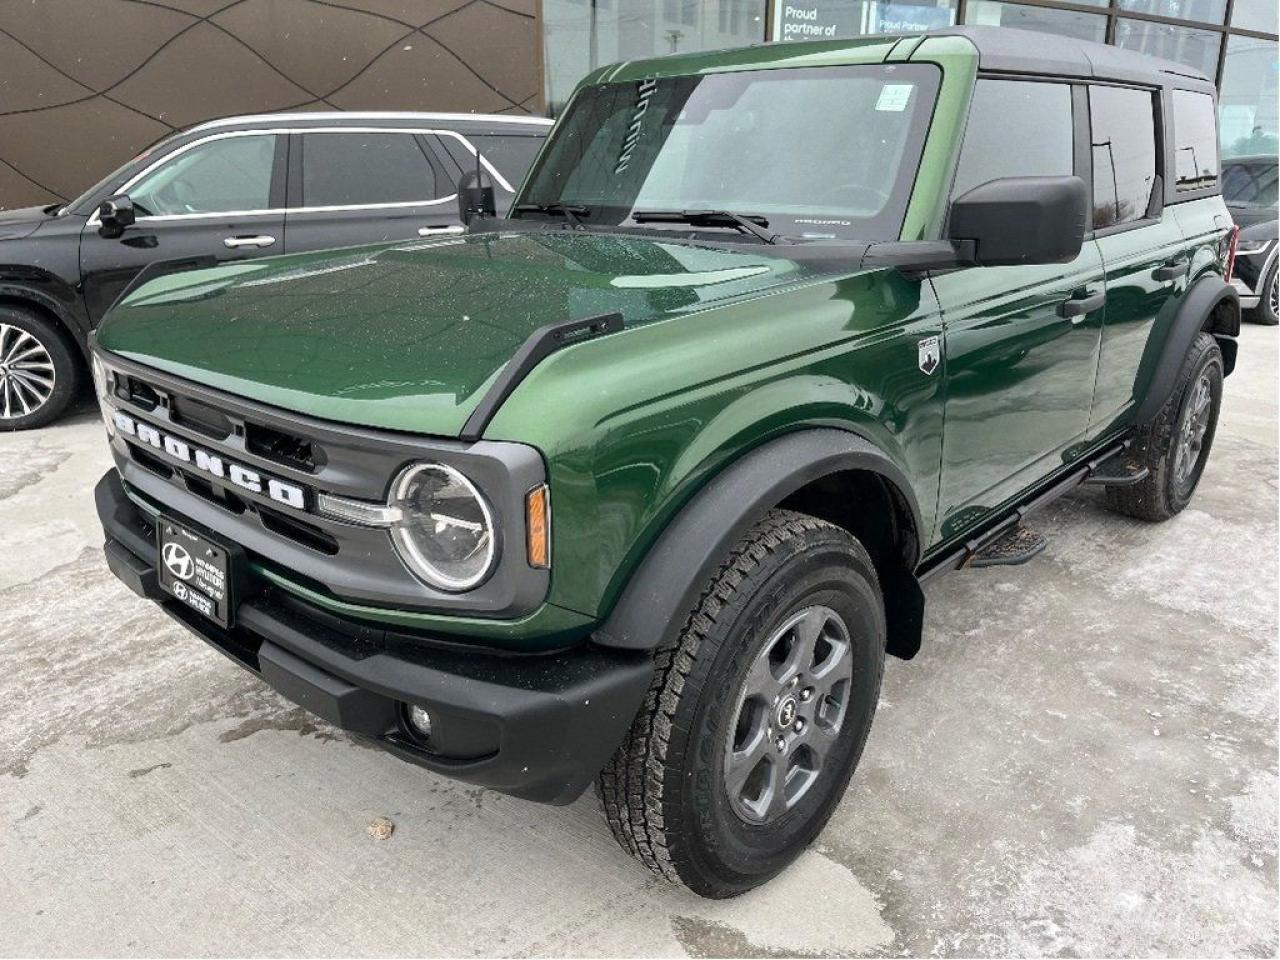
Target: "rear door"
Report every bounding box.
[1087,83,1191,431]
[79,131,286,323]
[932,78,1106,544]
[283,130,462,253]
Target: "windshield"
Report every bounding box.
[516,63,940,242]
[1222,160,1278,208]
[65,130,187,215]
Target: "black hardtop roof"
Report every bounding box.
[925,25,1215,90]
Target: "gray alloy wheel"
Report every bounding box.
[0,322,56,421]
[1270,269,1278,322]
[724,604,854,825]
[1173,369,1213,487]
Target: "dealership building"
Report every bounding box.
[0,0,1274,211]
[543,0,1276,151]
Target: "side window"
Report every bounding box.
[439,133,544,187]
[1172,90,1220,191]
[951,80,1074,200]
[130,135,277,216]
[1089,86,1158,228]
[301,133,439,207]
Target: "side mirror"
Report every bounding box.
[98,194,136,238]
[456,171,496,226]
[948,176,1088,267]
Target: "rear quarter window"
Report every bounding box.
[1172,89,1220,192]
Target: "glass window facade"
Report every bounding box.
[1115,18,1222,76]
[542,0,767,113]
[540,0,1278,167]
[1219,34,1279,159]
[964,1,1107,41]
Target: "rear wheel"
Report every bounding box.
[0,305,79,431]
[1106,332,1223,521]
[597,509,886,898]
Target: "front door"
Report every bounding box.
[79,132,286,323]
[931,77,1105,543]
[283,130,462,253]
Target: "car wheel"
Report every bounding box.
[1251,262,1279,326]
[597,508,885,898]
[1106,332,1223,522]
[0,306,80,431]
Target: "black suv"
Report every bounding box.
[0,111,551,430]
[1222,154,1278,324]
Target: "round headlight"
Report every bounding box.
[390,463,496,592]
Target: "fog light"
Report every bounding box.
[408,704,433,739]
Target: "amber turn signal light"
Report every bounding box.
[526,484,550,569]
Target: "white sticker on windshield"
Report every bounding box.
[875,84,913,112]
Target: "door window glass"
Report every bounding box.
[130,134,277,217]
[951,79,1074,199]
[1172,90,1220,190]
[301,133,439,207]
[1089,85,1158,228]
[438,134,546,188]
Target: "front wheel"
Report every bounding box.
[597,509,886,898]
[0,305,80,431]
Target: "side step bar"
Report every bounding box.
[918,439,1131,584]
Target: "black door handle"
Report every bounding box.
[1154,260,1189,281]
[1059,291,1105,318]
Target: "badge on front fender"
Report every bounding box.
[918,336,940,376]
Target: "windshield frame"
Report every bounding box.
[513,62,943,244]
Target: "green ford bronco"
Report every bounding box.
[92,27,1240,897]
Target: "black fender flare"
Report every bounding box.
[593,428,926,659]
[1133,275,1238,426]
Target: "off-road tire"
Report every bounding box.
[597,508,886,898]
[1106,332,1223,521]
[0,304,80,431]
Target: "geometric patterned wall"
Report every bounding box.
[0,0,543,210]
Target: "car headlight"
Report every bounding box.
[92,353,109,401]
[92,354,116,436]
[389,462,496,591]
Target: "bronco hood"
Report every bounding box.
[96,231,819,436]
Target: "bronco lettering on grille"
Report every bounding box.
[112,410,309,511]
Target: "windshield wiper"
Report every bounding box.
[631,209,784,244]
[513,202,590,229]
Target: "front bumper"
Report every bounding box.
[96,470,652,805]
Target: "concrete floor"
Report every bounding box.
[1,326,1276,958]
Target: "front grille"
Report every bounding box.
[246,422,322,472]
[257,505,339,555]
[127,440,173,479]
[115,375,162,411]
[170,393,233,441]
[102,355,548,620]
